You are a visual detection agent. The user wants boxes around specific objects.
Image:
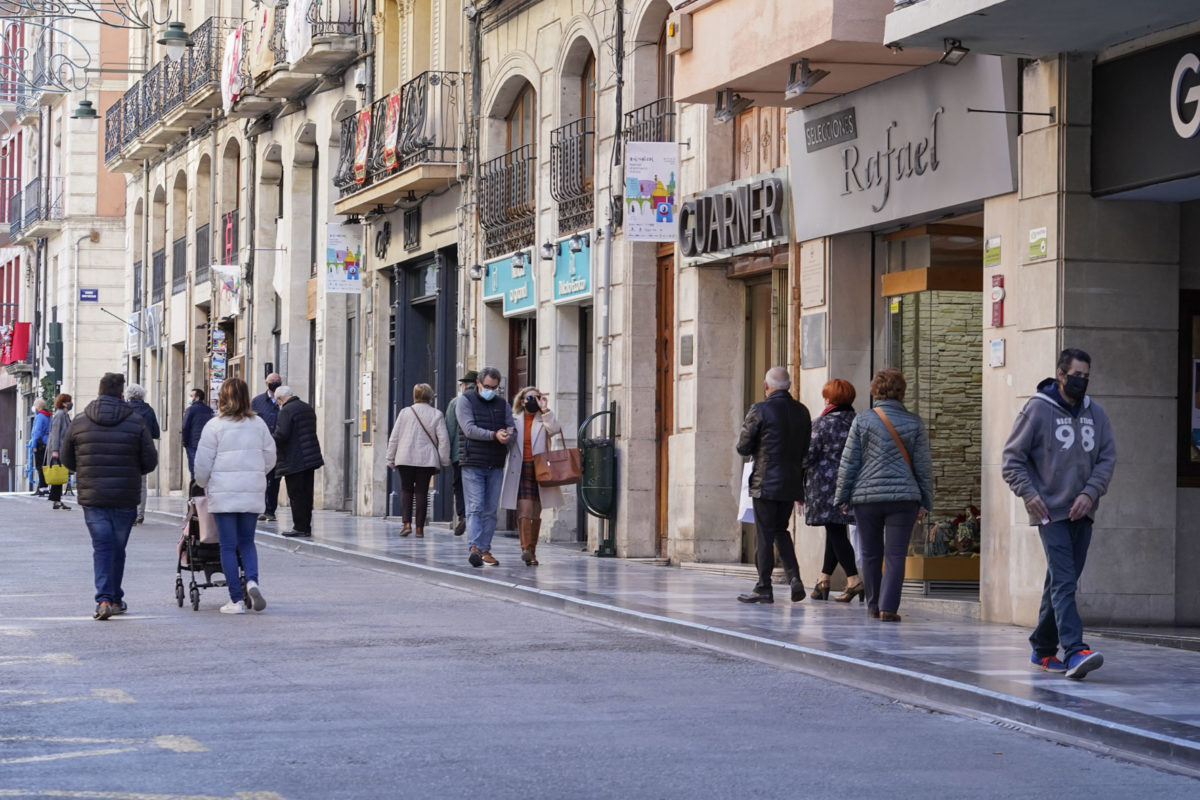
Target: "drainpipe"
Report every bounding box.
[72,230,93,394]
[244,127,257,376]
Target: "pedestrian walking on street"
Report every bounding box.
[802,379,862,602]
[386,383,451,538]
[834,368,933,623]
[1002,348,1116,680]
[125,383,160,525]
[29,397,51,496]
[181,387,214,481]
[272,385,323,538]
[193,377,276,615]
[500,386,563,566]
[456,367,515,567]
[61,372,157,620]
[252,373,283,521]
[445,370,477,536]
[46,393,73,510]
[735,367,812,604]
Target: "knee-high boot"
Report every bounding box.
[519,517,535,566]
[529,519,541,566]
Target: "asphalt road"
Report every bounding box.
[2,496,1197,799]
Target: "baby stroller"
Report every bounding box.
[175,483,247,611]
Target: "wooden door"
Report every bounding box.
[508,316,536,402]
[656,244,675,556]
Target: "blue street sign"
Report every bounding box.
[79,288,99,302]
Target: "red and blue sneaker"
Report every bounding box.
[1030,652,1067,673]
[1065,649,1104,680]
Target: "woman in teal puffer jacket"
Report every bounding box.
[834,368,934,622]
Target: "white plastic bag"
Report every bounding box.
[848,523,863,572]
[737,462,755,524]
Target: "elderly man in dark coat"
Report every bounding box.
[62,372,158,620]
[124,382,159,524]
[272,385,323,537]
[735,366,812,605]
[251,372,282,520]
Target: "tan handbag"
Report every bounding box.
[533,431,582,487]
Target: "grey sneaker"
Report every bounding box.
[246,581,267,612]
[94,601,115,620]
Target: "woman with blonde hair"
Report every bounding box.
[46,393,74,510]
[386,383,451,537]
[834,368,933,622]
[500,386,563,565]
[194,377,276,614]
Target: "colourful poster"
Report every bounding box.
[326,225,363,294]
[383,92,401,172]
[624,141,678,242]
[354,108,371,185]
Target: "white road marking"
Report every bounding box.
[0,688,135,707]
[0,653,80,666]
[0,626,34,636]
[0,735,205,752]
[0,746,140,764]
[0,792,285,799]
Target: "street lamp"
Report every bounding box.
[70,99,98,120]
[157,21,193,63]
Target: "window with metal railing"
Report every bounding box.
[479,145,536,259]
[195,223,210,282]
[151,248,165,304]
[171,236,187,294]
[624,97,675,143]
[550,117,595,235]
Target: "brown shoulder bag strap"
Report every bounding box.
[873,406,914,473]
[409,405,440,451]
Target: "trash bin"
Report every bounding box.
[579,436,614,519]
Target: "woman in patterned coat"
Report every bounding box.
[802,379,862,602]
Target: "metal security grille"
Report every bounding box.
[479,145,536,259]
[550,117,594,236]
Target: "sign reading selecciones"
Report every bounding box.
[678,170,787,261]
[787,55,1017,242]
[804,107,858,153]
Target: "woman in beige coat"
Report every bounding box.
[386,383,451,537]
[500,386,563,565]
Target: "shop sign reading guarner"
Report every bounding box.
[678,169,788,261]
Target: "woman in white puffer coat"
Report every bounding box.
[194,377,277,615]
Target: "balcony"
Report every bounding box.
[550,117,594,235]
[171,236,187,295]
[333,71,462,216]
[151,247,166,305]
[671,0,939,109]
[290,0,363,75]
[478,145,536,260]
[10,177,64,242]
[244,2,318,103]
[624,97,675,143]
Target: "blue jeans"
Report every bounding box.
[83,507,137,604]
[186,447,197,479]
[1030,518,1093,659]
[462,466,504,552]
[213,512,259,603]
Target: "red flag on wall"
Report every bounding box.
[0,320,29,364]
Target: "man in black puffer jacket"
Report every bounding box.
[272,385,324,537]
[735,366,812,604]
[61,372,158,621]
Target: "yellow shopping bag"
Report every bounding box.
[42,464,68,486]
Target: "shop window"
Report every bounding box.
[1178,291,1200,486]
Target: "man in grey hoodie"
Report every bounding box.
[1002,348,1116,680]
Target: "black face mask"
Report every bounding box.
[1062,374,1089,401]
[267,382,281,393]
[524,396,540,414]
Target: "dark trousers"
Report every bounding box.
[452,462,465,518]
[264,472,281,516]
[34,442,47,491]
[1030,518,1093,659]
[284,470,315,533]
[751,498,799,597]
[854,501,919,615]
[397,465,438,526]
[821,523,858,577]
[49,479,64,503]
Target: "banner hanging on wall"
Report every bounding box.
[624,142,678,242]
[326,225,363,294]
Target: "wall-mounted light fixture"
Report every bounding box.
[939,38,969,66]
[784,59,829,99]
[540,240,556,261]
[568,232,589,254]
[713,88,752,124]
[469,264,485,281]
[510,252,527,271]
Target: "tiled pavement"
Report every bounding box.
[133,494,1200,776]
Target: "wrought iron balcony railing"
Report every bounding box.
[479,144,536,259]
[139,61,163,135]
[7,192,20,240]
[151,247,166,305]
[105,97,123,162]
[334,70,462,198]
[162,55,184,116]
[121,82,140,147]
[14,177,64,232]
[309,0,359,37]
[188,17,238,99]
[550,117,594,235]
[624,97,675,143]
[195,223,211,282]
[171,236,187,294]
[133,259,144,311]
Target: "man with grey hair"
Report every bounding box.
[735,366,812,604]
[456,366,514,567]
[251,372,283,521]
[124,383,160,524]
[273,385,324,537]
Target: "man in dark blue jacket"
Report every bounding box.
[456,367,514,567]
[180,387,214,481]
[124,383,159,524]
[251,373,282,520]
[735,366,812,604]
[62,372,157,620]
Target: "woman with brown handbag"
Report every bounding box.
[385,383,451,537]
[499,387,563,565]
